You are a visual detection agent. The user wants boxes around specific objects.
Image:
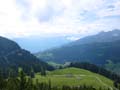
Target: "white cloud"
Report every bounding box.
[97,0,120,18]
[66,36,80,41]
[0,0,120,39]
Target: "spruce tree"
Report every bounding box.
[18,69,27,90]
[0,69,6,90]
[41,67,46,76]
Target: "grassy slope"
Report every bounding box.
[34,67,113,89]
[47,61,62,68]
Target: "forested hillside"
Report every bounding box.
[36,30,120,75]
[0,36,54,77]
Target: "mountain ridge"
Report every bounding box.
[35,29,120,75]
[68,29,120,46]
[0,36,54,77]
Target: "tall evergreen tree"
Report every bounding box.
[30,67,35,78]
[41,67,46,76]
[18,70,27,90]
[0,69,6,90]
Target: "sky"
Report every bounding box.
[0,0,120,41]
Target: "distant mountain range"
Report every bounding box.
[36,29,120,74]
[13,36,70,53]
[0,36,53,76]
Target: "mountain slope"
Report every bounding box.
[69,29,120,46]
[36,38,120,65]
[36,29,120,65]
[0,36,21,56]
[0,36,53,77]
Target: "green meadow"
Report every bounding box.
[34,67,113,89]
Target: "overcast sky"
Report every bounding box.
[0,0,120,40]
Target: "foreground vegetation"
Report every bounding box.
[0,67,120,90]
[35,68,114,89]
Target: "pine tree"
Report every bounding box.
[26,77,34,90]
[48,79,51,90]
[41,67,46,76]
[18,69,27,90]
[0,69,6,90]
[6,78,19,90]
[30,67,35,78]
